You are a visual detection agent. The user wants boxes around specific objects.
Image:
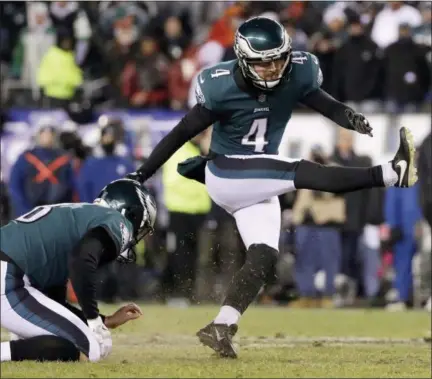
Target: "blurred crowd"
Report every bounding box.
[0,1,431,112]
[0,1,431,311]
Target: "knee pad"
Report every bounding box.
[246,244,279,280]
[10,335,80,362]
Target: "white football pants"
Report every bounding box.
[0,260,101,361]
[205,154,299,251]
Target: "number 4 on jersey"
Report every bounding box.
[211,69,230,79]
[242,118,268,153]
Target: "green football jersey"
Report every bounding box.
[0,203,134,289]
[195,51,323,155]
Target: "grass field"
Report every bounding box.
[1,305,431,378]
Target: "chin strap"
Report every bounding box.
[254,79,281,90]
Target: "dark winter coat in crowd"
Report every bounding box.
[364,187,385,226]
[77,153,135,203]
[0,2,26,63]
[383,37,430,104]
[330,151,372,232]
[48,2,80,38]
[332,33,382,102]
[309,28,338,97]
[8,147,75,217]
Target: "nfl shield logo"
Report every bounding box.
[258,94,266,103]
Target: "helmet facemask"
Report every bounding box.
[94,179,157,264]
[116,210,151,264]
[241,51,292,90]
[117,194,157,264]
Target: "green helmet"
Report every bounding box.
[95,179,157,263]
[234,17,292,90]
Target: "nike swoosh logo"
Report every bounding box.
[199,74,205,84]
[396,160,407,186]
[215,329,223,342]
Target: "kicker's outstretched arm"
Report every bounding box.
[129,104,219,183]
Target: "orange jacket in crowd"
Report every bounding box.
[207,3,246,48]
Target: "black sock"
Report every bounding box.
[294,160,384,193]
[10,335,80,362]
[223,244,278,314]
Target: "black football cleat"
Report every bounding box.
[392,127,418,188]
[196,322,238,358]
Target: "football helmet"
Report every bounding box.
[234,17,292,90]
[95,179,157,263]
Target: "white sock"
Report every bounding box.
[1,342,12,362]
[381,162,398,187]
[214,305,241,326]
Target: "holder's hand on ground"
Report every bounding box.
[104,303,143,329]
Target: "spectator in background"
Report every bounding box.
[383,23,430,113]
[37,28,83,109]
[153,2,227,47]
[160,16,190,61]
[48,1,79,34]
[384,183,422,310]
[0,2,26,66]
[292,146,345,308]
[308,27,337,96]
[281,17,308,51]
[47,1,92,66]
[58,120,91,173]
[96,115,135,159]
[123,35,169,108]
[279,1,322,37]
[359,186,385,305]
[161,130,212,307]
[207,3,247,51]
[331,129,371,307]
[332,13,382,112]
[309,6,347,97]
[167,44,200,110]
[8,120,75,218]
[9,2,55,85]
[105,9,141,93]
[371,1,422,49]
[413,2,432,47]
[77,116,134,203]
[414,3,432,102]
[98,2,150,40]
[322,3,348,47]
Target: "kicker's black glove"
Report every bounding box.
[345,109,373,137]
